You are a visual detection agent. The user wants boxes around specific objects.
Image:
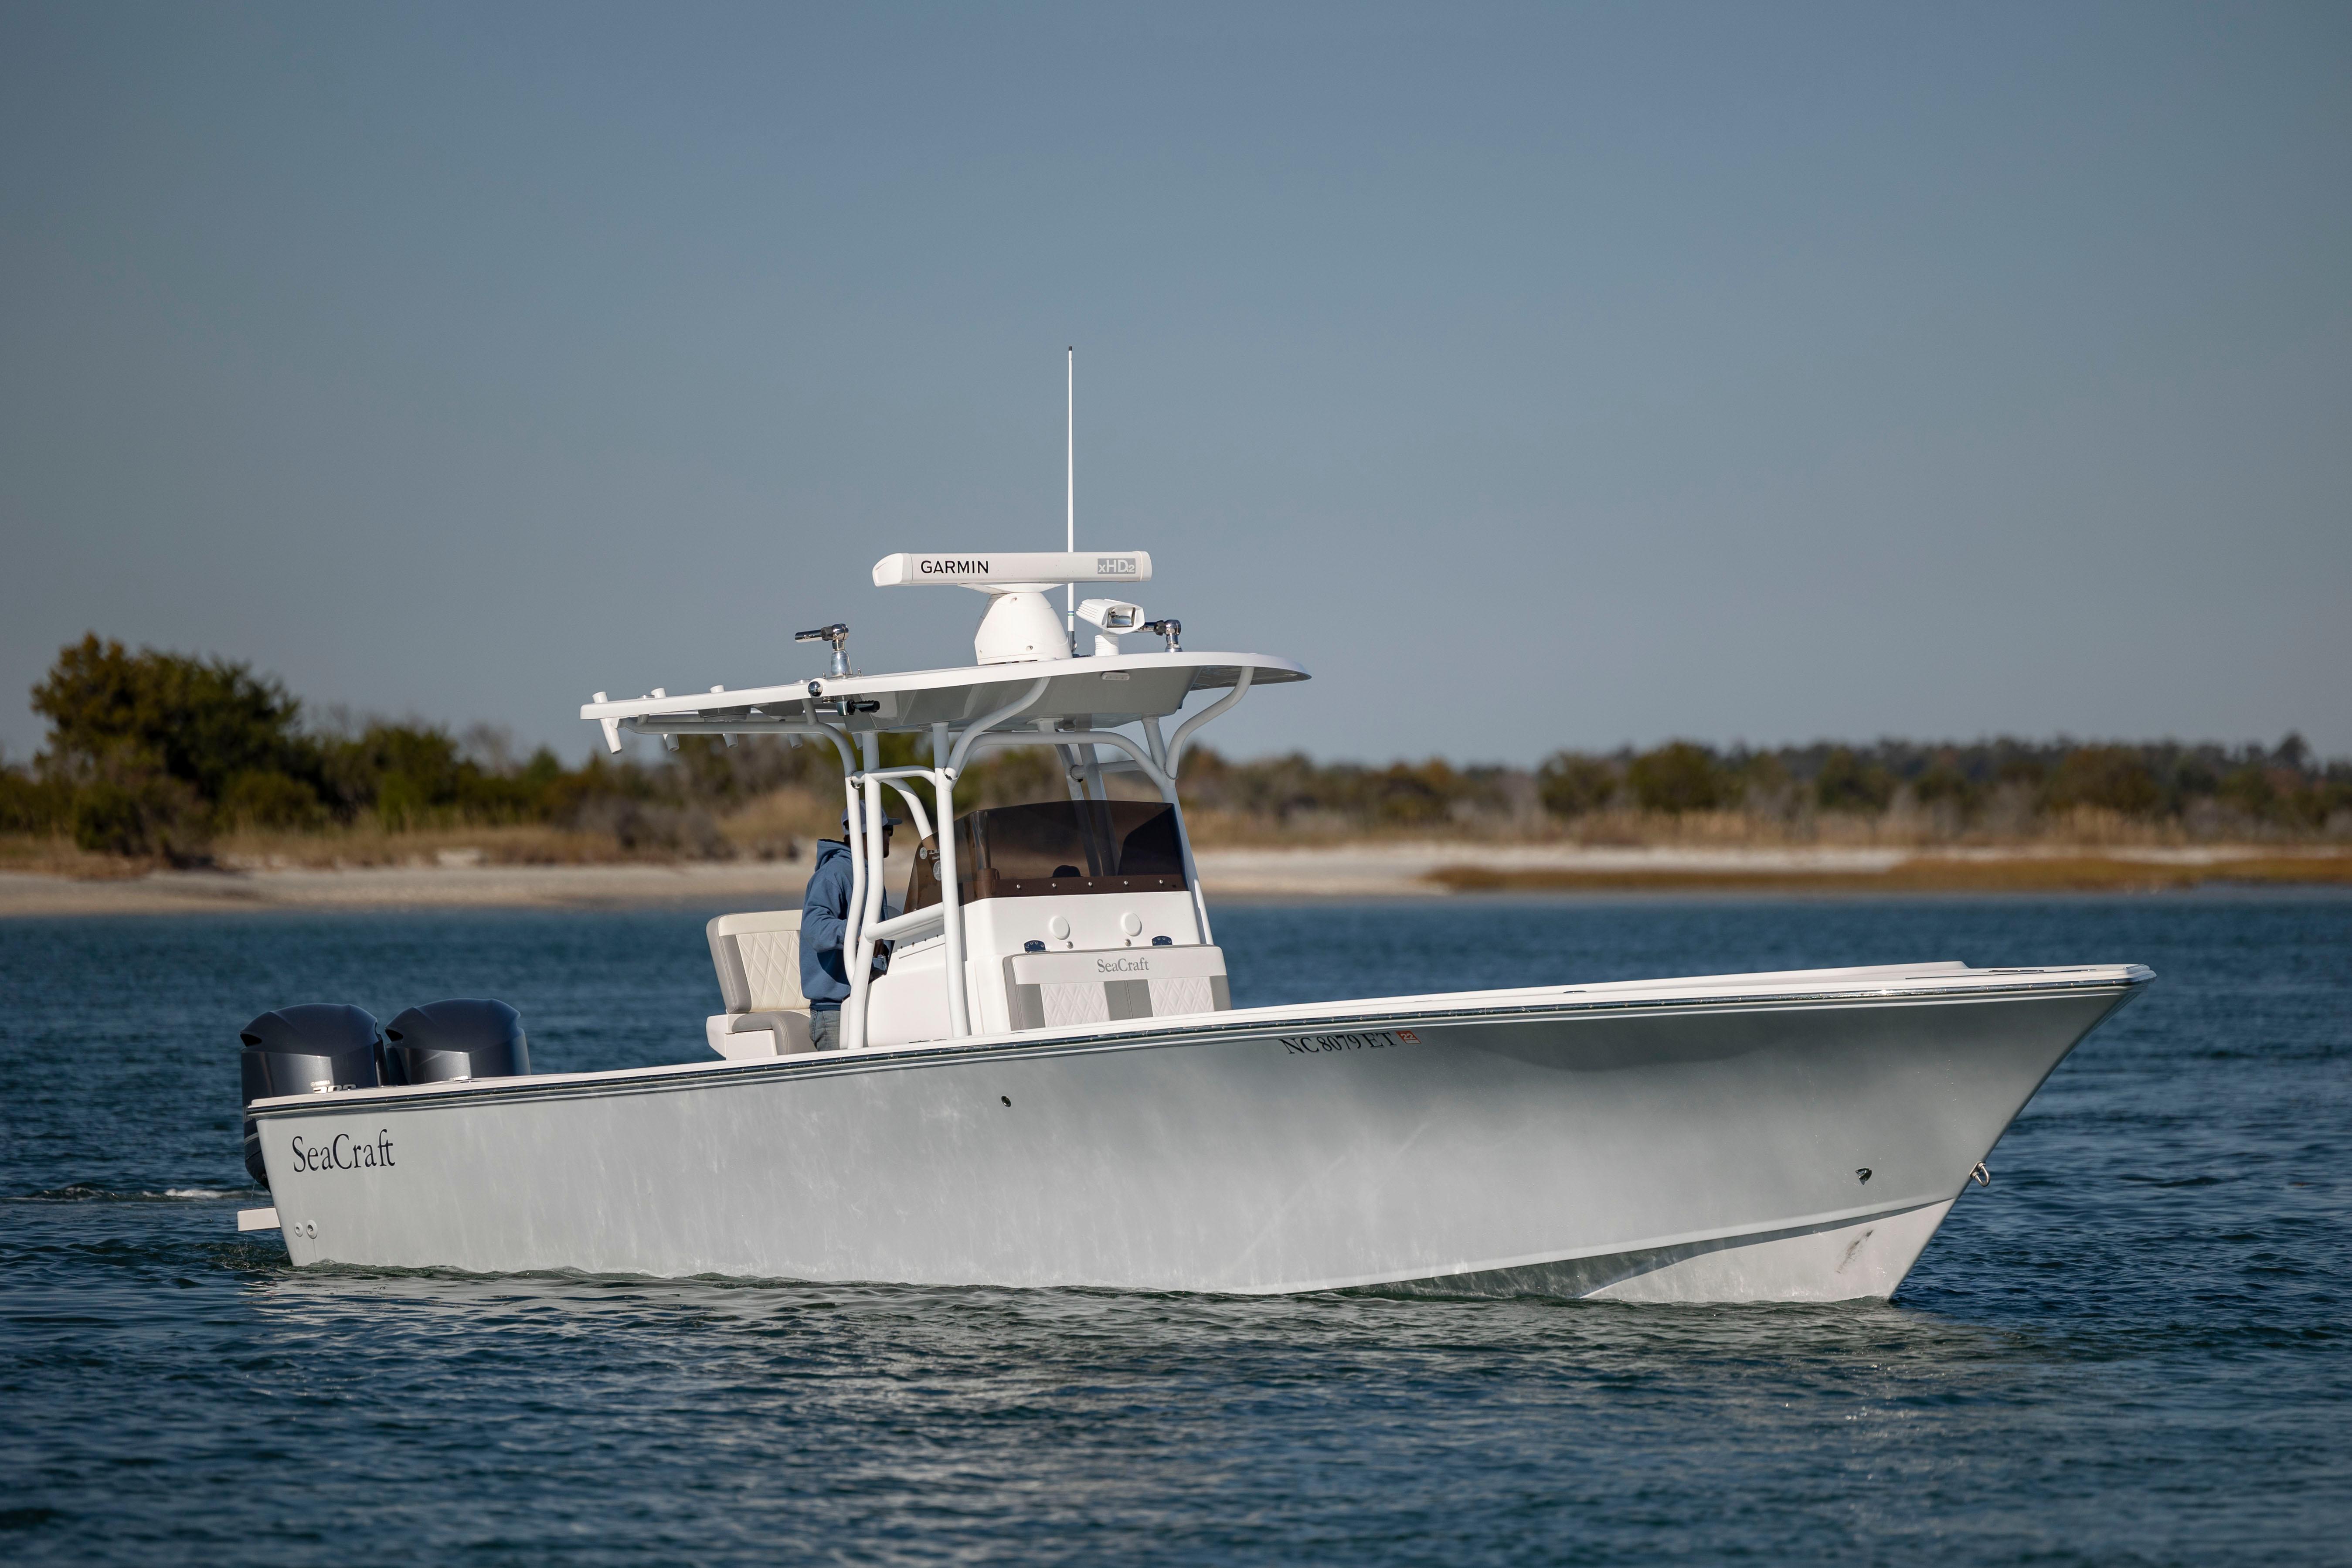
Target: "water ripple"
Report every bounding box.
[1,896,2346,1563]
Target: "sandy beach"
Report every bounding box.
[2,841,2345,917]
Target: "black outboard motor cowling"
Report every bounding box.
[383,999,530,1086]
[238,1004,382,1187]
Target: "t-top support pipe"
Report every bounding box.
[932,721,970,1038]
[845,731,887,1050]
[1141,714,1211,946]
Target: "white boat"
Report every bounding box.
[237,548,2151,1301]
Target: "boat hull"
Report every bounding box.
[251,971,2142,1301]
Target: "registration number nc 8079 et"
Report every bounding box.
[1279,1029,1419,1054]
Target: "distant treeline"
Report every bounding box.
[1183,736,2352,835]
[0,636,1064,860]
[3,636,2346,861]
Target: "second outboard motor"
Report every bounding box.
[239,1004,382,1187]
[382,999,530,1085]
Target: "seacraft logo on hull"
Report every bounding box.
[287,1130,396,1173]
[1096,956,1152,974]
[1280,1029,1420,1054]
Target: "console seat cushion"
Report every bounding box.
[707,911,816,1059]
[707,910,809,1013]
[731,1010,815,1055]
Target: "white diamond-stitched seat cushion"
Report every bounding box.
[1147,975,1215,1017]
[707,911,809,1014]
[736,929,803,1011]
[1040,980,1111,1027]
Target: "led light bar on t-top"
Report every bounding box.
[873,551,1155,665]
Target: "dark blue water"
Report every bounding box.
[2,895,2347,1563]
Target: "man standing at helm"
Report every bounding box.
[802,804,900,1051]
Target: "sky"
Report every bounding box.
[2,2,2346,768]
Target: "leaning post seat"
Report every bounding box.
[706,910,815,1058]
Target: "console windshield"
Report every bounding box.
[905,799,1188,908]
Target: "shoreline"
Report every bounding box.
[1,842,2347,917]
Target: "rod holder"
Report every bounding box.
[796,622,851,677]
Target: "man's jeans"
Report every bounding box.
[809,1008,842,1051]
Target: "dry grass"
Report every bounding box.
[1428,853,2352,895]
[9,783,2345,891]
[0,835,148,879]
[208,824,643,869]
[0,786,849,879]
[715,787,841,858]
[1177,804,2310,850]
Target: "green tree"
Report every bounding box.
[1626,742,1726,814]
[1536,752,1617,818]
[1996,753,2049,790]
[30,634,314,806]
[1368,760,1459,826]
[217,769,326,830]
[0,762,73,834]
[1734,752,1790,804]
[71,772,208,858]
[2044,746,2161,817]
[1911,761,1981,817]
[962,745,1068,810]
[2217,765,2277,820]
[1815,748,1896,813]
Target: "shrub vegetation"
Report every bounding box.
[3,635,2347,864]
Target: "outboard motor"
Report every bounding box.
[382,998,530,1086]
[238,1004,382,1187]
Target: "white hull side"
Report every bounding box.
[252,976,2138,1302]
[1377,1199,1954,1303]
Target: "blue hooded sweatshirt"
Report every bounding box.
[800,838,890,1010]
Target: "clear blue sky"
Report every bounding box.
[3,2,2346,766]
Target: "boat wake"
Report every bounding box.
[19,1183,264,1203]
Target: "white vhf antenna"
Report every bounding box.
[1065,346,1076,644]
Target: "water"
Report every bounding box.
[2,895,2346,1563]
